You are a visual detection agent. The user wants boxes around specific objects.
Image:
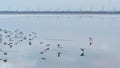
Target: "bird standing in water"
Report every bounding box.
[80,48,85,52]
[41,57,47,60]
[45,48,50,51]
[29,42,32,45]
[80,52,85,56]
[3,52,7,55]
[89,37,93,46]
[89,37,93,41]
[89,42,93,46]
[80,48,85,56]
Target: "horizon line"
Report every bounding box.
[0,11,120,15]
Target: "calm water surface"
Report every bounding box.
[0,15,120,68]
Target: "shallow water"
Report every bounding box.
[0,15,120,68]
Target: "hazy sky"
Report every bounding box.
[0,0,120,11]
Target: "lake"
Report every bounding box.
[0,14,120,68]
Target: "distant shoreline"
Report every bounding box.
[0,11,120,15]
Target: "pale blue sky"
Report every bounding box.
[0,0,120,11]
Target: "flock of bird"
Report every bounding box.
[39,43,63,60]
[0,28,94,62]
[0,28,37,62]
[40,43,51,60]
[80,37,93,56]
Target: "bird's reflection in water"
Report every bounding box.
[57,52,62,58]
[3,59,7,62]
[40,42,44,44]
[40,51,44,54]
[80,48,85,52]
[57,44,62,49]
[29,42,32,46]
[45,44,50,46]
[89,42,93,46]
[41,57,47,60]
[80,52,85,56]
[89,37,93,46]
[3,52,8,55]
